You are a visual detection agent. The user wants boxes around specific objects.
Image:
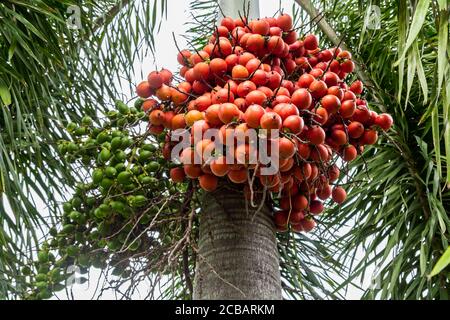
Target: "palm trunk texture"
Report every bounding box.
[193,186,282,300]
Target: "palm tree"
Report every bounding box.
[1,0,448,300]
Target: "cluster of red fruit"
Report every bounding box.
[135,13,393,233]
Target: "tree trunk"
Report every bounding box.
[193,186,282,300]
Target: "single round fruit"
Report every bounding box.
[147,71,164,89]
[136,81,153,98]
[227,169,248,183]
[321,94,341,114]
[185,110,204,126]
[291,88,312,109]
[332,186,347,204]
[244,104,266,128]
[260,112,282,130]
[278,137,296,159]
[306,126,326,145]
[199,174,218,191]
[375,113,393,131]
[293,194,308,211]
[210,156,229,177]
[218,103,240,124]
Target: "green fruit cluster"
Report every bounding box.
[26,99,186,299]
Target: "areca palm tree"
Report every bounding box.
[0,0,448,300]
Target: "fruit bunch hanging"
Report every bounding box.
[135,13,393,233]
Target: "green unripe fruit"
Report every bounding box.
[105,166,117,178]
[142,144,157,152]
[92,169,104,184]
[110,201,126,213]
[37,289,52,300]
[128,195,146,208]
[123,183,137,192]
[66,122,77,132]
[137,111,146,119]
[91,128,102,138]
[97,239,107,248]
[63,202,73,213]
[107,240,121,251]
[67,245,80,257]
[52,283,65,292]
[78,254,90,267]
[111,130,122,138]
[138,175,152,185]
[48,268,61,282]
[100,177,114,190]
[107,110,119,120]
[114,150,127,162]
[147,161,160,172]
[71,197,82,209]
[38,263,50,274]
[86,197,96,206]
[50,239,58,248]
[57,143,68,155]
[96,132,111,144]
[119,207,132,219]
[111,137,123,151]
[101,142,111,150]
[62,224,75,234]
[74,127,87,136]
[35,273,47,282]
[117,171,132,185]
[22,266,32,276]
[115,100,129,114]
[99,148,111,163]
[121,137,133,148]
[89,230,100,240]
[57,238,67,247]
[117,118,128,127]
[115,163,126,172]
[98,203,111,218]
[67,142,78,153]
[97,222,111,236]
[131,165,142,175]
[35,281,48,291]
[134,98,144,109]
[81,116,93,126]
[138,150,152,162]
[69,211,81,222]
[38,251,49,263]
[129,106,138,114]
